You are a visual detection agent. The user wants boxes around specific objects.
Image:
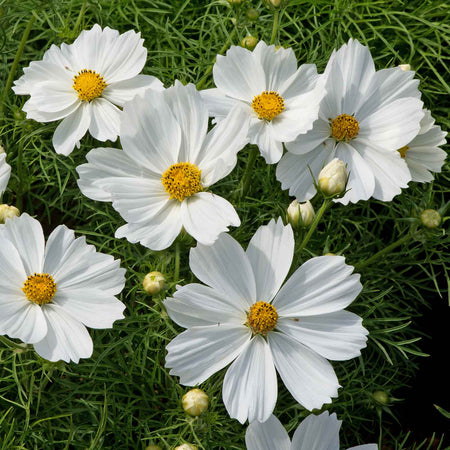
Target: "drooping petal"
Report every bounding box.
[245,415,291,450]
[223,335,278,423]
[165,323,251,385]
[248,120,283,164]
[0,153,11,194]
[246,218,294,302]
[189,232,256,311]
[88,98,121,142]
[181,192,240,246]
[268,332,340,411]
[273,256,362,317]
[277,310,368,361]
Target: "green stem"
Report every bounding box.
[73,0,87,34]
[16,137,24,212]
[174,241,180,283]
[295,199,331,255]
[1,13,36,116]
[270,9,280,45]
[355,233,413,271]
[0,335,27,350]
[239,147,258,199]
[196,28,237,90]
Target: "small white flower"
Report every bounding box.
[245,412,378,450]
[0,213,126,363]
[13,24,164,156]
[276,39,424,204]
[397,109,447,183]
[201,41,325,164]
[77,82,249,251]
[0,153,11,196]
[164,218,368,423]
[318,158,348,196]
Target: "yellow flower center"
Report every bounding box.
[161,162,203,202]
[246,301,278,335]
[22,273,57,305]
[398,145,409,158]
[73,69,107,102]
[252,91,285,121]
[330,114,359,141]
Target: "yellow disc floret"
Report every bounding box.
[22,273,57,305]
[73,69,107,102]
[252,91,285,121]
[330,114,359,141]
[161,162,203,202]
[246,301,278,335]
[397,145,409,158]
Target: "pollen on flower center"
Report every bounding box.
[246,301,278,335]
[161,162,203,202]
[73,69,107,102]
[398,145,409,158]
[22,273,57,305]
[252,91,285,121]
[331,114,360,141]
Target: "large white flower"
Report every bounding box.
[13,24,163,156]
[245,412,377,450]
[0,152,11,195]
[76,82,249,251]
[164,218,368,423]
[0,213,126,363]
[201,41,325,164]
[398,109,447,182]
[276,39,424,204]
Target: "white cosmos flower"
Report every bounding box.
[0,213,126,363]
[276,39,425,204]
[201,41,325,164]
[245,412,377,450]
[0,153,11,195]
[76,82,249,251]
[398,109,447,182]
[164,218,368,423]
[13,24,163,156]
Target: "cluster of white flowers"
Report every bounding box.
[2,21,447,448]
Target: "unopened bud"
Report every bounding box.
[420,209,441,229]
[287,199,315,228]
[246,8,260,20]
[324,252,336,256]
[146,446,162,450]
[0,144,5,154]
[263,0,289,10]
[227,0,243,4]
[0,204,20,223]
[182,388,209,417]
[318,158,348,196]
[175,444,198,450]
[241,36,258,51]
[143,271,165,295]
[398,64,411,71]
[372,390,389,405]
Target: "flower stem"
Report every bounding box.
[16,137,25,212]
[295,198,331,254]
[270,10,280,45]
[0,13,36,117]
[355,232,414,271]
[174,241,181,283]
[73,0,88,34]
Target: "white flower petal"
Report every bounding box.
[53,102,91,156]
[181,192,240,246]
[213,46,266,101]
[279,63,320,99]
[77,147,153,202]
[34,304,93,363]
[164,283,246,328]
[285,118,331,155]
[277,310,368,361]
[249,120,283,164]
[189,233,256,310]
[245,415,291,450]
[88,98,121,142]
[273,256,362,317]
[223,335,278,423]
[246,218,294,302]
[23,98,81,123]
[200,88,238,120]
[0,237,27,286]
[0,153,11,194]
[291,411,341,450]
[102,74,164,106]
[165,323,251,385]
[29,80,78,113]
[268,331,340,411]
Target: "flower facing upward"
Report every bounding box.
[164,218,368,423]
[0,153,11,196]
[13,24,164,156]
[0,214,126,363]
[201,41,325,164]
[77,82,249,251]
[276,39,424,204]
[245,412,378,450]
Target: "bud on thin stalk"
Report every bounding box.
[0,204,20,223]
[143,271,165,295]
[318,158,348,196]
[182,388,209,416]
[287,199,315,228]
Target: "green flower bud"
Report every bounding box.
[182,388,209,416]
[143,271,165,295]
[241,36,258,51]
[420,209,441,229]
[372,390,390,404]
[175,444,198,450]
[246,8,260,20]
